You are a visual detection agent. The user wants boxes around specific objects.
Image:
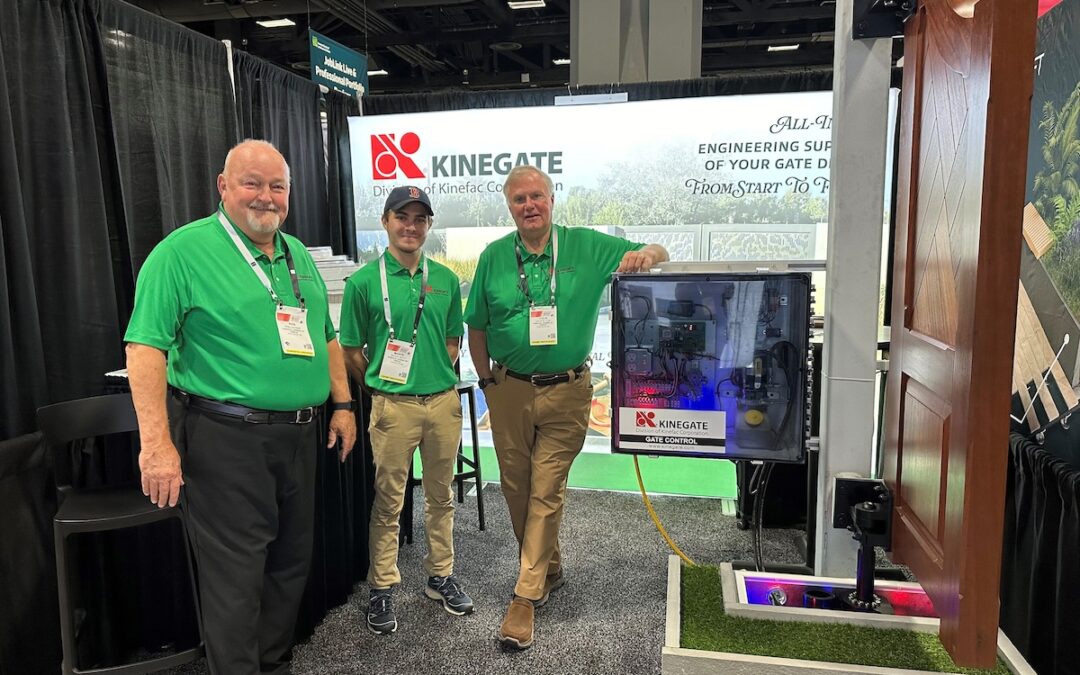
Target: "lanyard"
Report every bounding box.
[218,210,304,308]
[514,225,558,307]
[379,252,428,344]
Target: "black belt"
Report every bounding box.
[371,388,451,402]
[503,363,589,386]
[171,388,317,424]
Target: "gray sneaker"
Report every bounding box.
[534,569,566,608]
[425,575,475,615]
[367,588,397,635]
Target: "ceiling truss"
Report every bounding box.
[129,0,900,93]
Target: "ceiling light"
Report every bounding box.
[507,1,546,9]
[255,18,296,28]
[767,44,800,52]
[553,58,571,65]
[368,69,389,76]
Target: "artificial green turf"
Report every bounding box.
[412,447,740,497]
[680,564,1010,674]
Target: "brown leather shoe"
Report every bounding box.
[498,596,535,649]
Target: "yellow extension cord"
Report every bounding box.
[633,455,696,567]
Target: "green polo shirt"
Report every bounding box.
[338,250,463,395]
[124,208,336,410]
[463,224,642,373]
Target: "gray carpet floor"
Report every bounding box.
[171,482,807,675]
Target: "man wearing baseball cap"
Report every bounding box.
[339,185,474,635]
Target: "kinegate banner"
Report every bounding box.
[348,92,834,241]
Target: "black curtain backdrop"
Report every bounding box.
[326,90,360,261]
[1001,433,1080,675]
[0,0,125,441]
[96,0,237,274]
[235,51,329,247]
[0,1,362,672]
[0,0,359,446]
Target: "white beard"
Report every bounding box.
[245,210,281,234]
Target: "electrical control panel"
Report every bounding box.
[611,272,812,463]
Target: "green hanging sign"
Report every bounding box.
[309,30,367,97]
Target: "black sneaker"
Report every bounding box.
[367,588,397,635]
[424,575,475,615]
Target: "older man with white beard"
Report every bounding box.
[125,139,356,674]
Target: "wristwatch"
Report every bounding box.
[478,377,496,390]
[330,401,355,412]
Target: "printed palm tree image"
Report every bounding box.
[1035,82,1080,316]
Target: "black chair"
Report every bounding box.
[37,393,204,675]
[399,382,486,544]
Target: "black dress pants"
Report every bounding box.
[169,397,317,675]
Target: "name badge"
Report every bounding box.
[275,306,315,357]
[379,339,416,384]
[529,306,558,346]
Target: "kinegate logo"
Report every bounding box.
[371,132,424,180]
[635,411,657,428]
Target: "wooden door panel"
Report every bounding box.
[897,379,951,544]
[884,0,1037,667]
[911,221,959,343]
[901,330,951,381]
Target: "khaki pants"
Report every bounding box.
[486,365,592,600]
[367,389,463,588]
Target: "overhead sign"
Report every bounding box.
[309,30,367,98]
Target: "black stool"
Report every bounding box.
[37,393,205,675]
[400,382,486,544]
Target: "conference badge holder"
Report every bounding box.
[275,305,315,357]
[529,306,558,346]
[518,226,559,347]
[379,339,415,384]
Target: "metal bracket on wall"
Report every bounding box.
[852,0,916,39]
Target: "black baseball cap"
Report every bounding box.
[383,185,433,216]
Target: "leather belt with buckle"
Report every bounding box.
[504,363,589,386]
[171,388,317,424]
[371,389,451,403]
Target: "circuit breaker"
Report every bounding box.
[611,272,811,463]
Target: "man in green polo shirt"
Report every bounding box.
[339,185,474,636]
[124,140,356,674]
[465,165,668,649]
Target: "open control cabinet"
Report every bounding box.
[611,272,812,463]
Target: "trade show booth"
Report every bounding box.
[1,0,1077,673]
